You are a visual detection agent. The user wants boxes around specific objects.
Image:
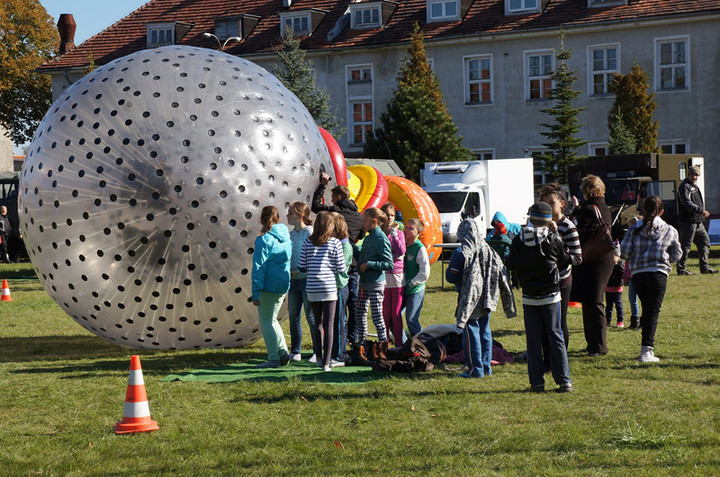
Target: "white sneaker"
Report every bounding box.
[330,359,346,368]
[287,353,302,362]
[638,345,660,363]
[322,365,331,372]
[308,354,318,363]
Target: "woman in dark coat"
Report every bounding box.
[570,175,615,356]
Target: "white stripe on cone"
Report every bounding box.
[127,370,145,385]
[1,289,10,297]
[123,401,151,418]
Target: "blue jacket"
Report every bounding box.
[486,211,521,240]
[252,223,292,300]
[354,227,393,284]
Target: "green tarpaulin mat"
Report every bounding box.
[162,358,388,385]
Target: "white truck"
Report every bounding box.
[421,159,534,243]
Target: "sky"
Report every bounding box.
[40,0,150,45]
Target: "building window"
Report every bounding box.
[349,67,372,83]
[508,0,538,13]
[346,65,374,147]
[147,24,174,46]
[588,44,619,96]
[655,36,689,91]
[428,0,459,22]
[659,141,688,154]
[351,5,381,29]
[526,148,552,188]
[464,55,493,105]
[282,14,310,36]
[351,102,373,145]
[215,19,240,40]
[588,143,608,156]
[472,149,495,160]
[525,51,554,100]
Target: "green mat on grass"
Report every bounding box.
[162,358,387,385]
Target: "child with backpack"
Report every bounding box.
[506,202,573,392]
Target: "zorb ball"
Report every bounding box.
[20,46,334,349]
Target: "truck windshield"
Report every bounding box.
[428,192,467,213]
[605,180,642,206]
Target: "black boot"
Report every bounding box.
[628,316,640,330]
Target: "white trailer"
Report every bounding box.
[421,159,534,243]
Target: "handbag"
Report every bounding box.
[581,205,614,263]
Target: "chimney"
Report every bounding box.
[58,14,77,55]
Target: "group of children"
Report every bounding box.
[251,176,680,387]
[251,199,431,371]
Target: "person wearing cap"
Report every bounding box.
[676,165,717,275]
[506,202,573,393]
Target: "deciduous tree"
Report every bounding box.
[0,0,58,144]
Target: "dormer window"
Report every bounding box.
[279,9,327,37]
[214,15,260,41]
[146,22,192,47]
[351,5,381,29]
[147,23,175,46]
[427,0,459,22]
[506,0,544,15]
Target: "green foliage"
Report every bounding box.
[538,33,587,184]
[0,0,58,144]
[364,23,473,182]
[608,63,660,153]
[608,109,636,155]
[272,28,343,137]
[1,257,720,474]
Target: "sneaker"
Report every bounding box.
[529,384,545,393]
[256,360,281,368]
[617,321,624,328]
[638,345,660,363]
[308,354,318,363]
[701,268,719,274]
[287,353,302,362]
[558,383,573,393]
[279,353,291,366]
[330,359,345,368]
[678,270,695,276]
[322,365,331,372]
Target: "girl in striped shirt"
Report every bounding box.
[298,212,347,371]
[540,183,583,351]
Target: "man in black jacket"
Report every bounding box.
[677,166,717,275]
[0,206,10,263]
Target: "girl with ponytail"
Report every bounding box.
[620,196,682,363]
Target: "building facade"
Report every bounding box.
[38,0,720,211]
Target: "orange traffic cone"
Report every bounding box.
[115,355,159,434]
[568,301,582,308]
[1,279,13,302]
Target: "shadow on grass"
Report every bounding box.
[0,265,38,281]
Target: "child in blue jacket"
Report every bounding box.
[252,206,293,368]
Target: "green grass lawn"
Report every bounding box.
[1,258,719,476]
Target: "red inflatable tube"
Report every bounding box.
[318,127,348,186]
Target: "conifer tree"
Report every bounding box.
[607,110,636,155]
[537,33,587,184]
[272,28,343,136]
[608,63,659,153]
[364,23,473,182]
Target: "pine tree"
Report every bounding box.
[272,28,343,137]
[607,110,636,155]
[0,0,58,144]
[537,33,587,184]
[364,23,473,182]
[608,63,659,153]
